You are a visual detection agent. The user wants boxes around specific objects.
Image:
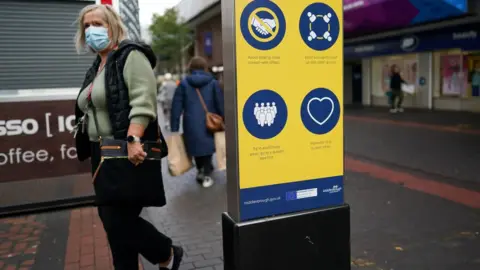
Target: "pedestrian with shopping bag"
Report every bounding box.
[170,56,225,188]
[158,73,177,131]
[73,4,183,269]
[389,65,407,113]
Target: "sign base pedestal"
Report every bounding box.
[222,204,351,270]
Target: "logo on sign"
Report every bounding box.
[242,89,288,139]
[240,0,286,50]
[322,185,342,194]
[452,31,477,40]
[400,36,419,52]
[0,119,39,136]
[300,88,341,135]
[299,2,340,51]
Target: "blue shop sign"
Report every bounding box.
[204,32,213,56]
[345,23,480,59]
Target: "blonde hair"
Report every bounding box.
[75,4,127,53]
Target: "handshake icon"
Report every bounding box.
[251,17,277,36]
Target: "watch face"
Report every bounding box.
[127,136,134,142]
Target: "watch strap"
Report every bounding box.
[128,135,141,143]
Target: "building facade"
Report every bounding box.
[176,0,222,72]
[176,0,480,112]
[344,0,480,112]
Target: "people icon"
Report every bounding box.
[308,30,317,41]
[323,31,332,42]
[272,102,277,120]
[254,101,277,127]
[307,12,333,42]
[266,102,273,126]
[323,13,332,23]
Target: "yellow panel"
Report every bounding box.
[234,0,344,189]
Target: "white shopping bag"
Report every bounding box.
[214,131,226,171]
[401,83,415,94]
[166,134,193,176]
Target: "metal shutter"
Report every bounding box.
[0,0,95,90]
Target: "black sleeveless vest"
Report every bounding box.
[75,40,158,161]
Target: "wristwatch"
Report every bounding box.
[126,135,141,143]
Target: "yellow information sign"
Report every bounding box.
[235,0,344,221]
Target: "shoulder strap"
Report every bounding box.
[86,65,106,141]
[195,88,209,114]
[88,98,102,141]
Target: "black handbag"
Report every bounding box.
[90,105,168,207]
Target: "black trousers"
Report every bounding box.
[390,89,404,109]
[91,143,172,269]
[194,155,213,176]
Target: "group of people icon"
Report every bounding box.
[254,102,277,127]
[307,12,333,42]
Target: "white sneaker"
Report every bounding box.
[196,171,204,184]
[397,108,404,113]
[202,176,214,188]
[389,108,397,113]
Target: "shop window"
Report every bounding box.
[465,52,480,98]
[372,54,418,97]
[439,54,467,96]
[437,51,480,98]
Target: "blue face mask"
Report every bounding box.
[85,26,110,52]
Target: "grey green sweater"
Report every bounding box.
[77,51,157,142]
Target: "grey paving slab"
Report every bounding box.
[138,105,480,270]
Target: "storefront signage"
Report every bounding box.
[345,23,480,59]
[100,0,113,5]
[400,36,419,52]
[235,0,344,221]
[344,0,467,36]
[0,100,89,183]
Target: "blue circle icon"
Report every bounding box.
[243,90,287,139]
[301,88,340,134]
[419,77,426,86]
[240,0,286,50]
[299,3,340,51]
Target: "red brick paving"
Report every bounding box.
[346,157,480,209]
[64,207,144,270]
[0,216,45,270]
[345,115,480,135]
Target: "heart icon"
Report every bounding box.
[307,97,334,126]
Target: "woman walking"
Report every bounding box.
[73,4,182,269]
[170,57,224,188]
[389,64,406,113]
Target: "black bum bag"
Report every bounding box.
[92,135,168,207]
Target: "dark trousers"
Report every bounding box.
[91,143,172,269]
[194,155,213,176]
[390,89,404,109]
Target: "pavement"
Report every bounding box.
[0,107,479,270]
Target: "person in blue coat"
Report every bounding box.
[170,57,224,188]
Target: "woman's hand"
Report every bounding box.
[127,142,147,166]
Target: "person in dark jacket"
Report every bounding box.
[170,57,224,188]
[73,4,182,270]
[389,64,406,113]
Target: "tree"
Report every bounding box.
[149,8,192,73]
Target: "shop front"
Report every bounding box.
[345,21,480,112]
[0,0,143,213]
[432,49,480,111]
